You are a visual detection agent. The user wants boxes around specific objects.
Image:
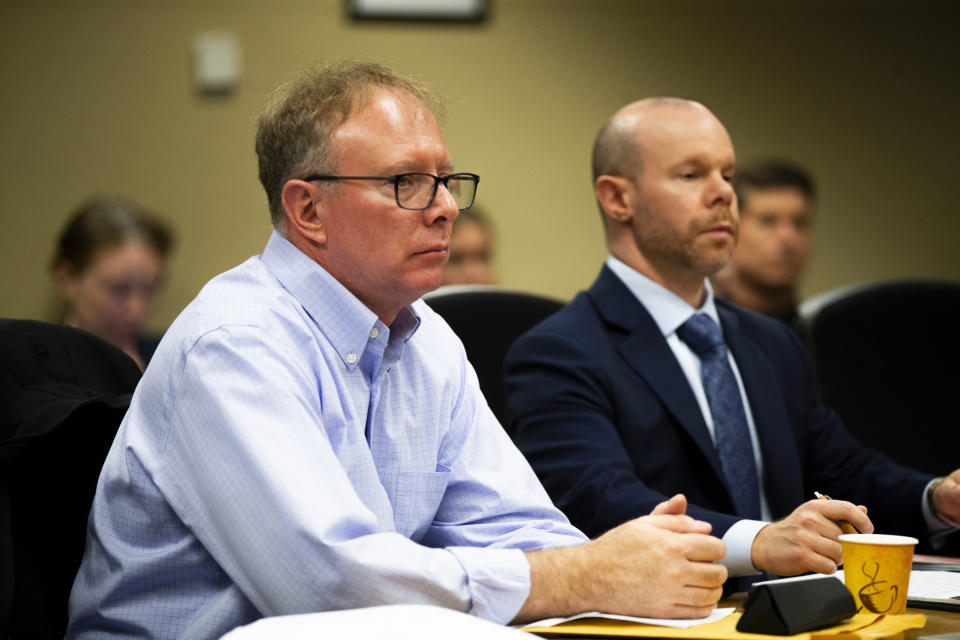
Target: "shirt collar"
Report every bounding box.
[605,255,720,337]
[260,231,421,368]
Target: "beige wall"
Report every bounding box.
[1,0,957,332]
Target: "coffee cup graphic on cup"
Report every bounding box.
[857,561,898,613]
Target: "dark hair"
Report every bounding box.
[52,196,173,274]
[254,61,444,229]
[453,206,493,234]
[734,161,816,210]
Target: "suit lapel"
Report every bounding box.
[717,305,804,517]
[588,267,727,485]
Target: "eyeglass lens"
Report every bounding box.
[396,174,476,210]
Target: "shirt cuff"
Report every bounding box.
[446,546,531,624]
[922,478,959,550]
[720,519,767,576]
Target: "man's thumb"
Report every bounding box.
[651,493,687,516]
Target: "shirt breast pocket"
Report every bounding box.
[389,466,451,541]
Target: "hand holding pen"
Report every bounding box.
[750,494,873,576]
[815,491,861,534]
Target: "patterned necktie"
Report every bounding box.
[676,313,762,520]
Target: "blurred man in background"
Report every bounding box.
[711,161,813,328]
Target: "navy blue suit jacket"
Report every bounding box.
[504,266,933,544]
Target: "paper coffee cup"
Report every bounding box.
[839,533,917,615]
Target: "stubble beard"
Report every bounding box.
[636,206,739,279]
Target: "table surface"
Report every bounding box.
[907,605,960,637]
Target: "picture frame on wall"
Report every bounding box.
[348,0,487,22]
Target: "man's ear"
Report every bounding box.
[281,179,328,244]
[594,175,634,225]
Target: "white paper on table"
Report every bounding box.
[522,606,735,630]
[219,604,533,640]
[900,571,960,599]
[759,570,960,600]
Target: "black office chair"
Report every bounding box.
[0,319,142,640]
[798,280,960,477]
[423,286,564,431]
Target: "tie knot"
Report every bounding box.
[676,313,726,358]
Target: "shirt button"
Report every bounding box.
[369,327,379,339]
[346,353,358,364]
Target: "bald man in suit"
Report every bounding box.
[505,97,960,583]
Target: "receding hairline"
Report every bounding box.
[337,79,445,130]
[592,97,714,181]
[334,84,445,140]
[326,85,445,172]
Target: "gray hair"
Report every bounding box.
[255,61,445,228]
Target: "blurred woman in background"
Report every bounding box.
[51,196,173,370]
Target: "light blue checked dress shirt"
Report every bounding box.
[66,232,586,640]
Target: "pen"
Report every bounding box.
[814,491,859,534]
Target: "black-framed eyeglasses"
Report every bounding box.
[302,172,479,211]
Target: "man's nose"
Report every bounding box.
[707,173,735,207]
[425,182,460,223]
[777,223,804,248]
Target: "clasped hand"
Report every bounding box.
[578,494,727,619]
[517,494,726,623]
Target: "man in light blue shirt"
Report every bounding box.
[66,63,728,639]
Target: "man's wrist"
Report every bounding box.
[520,543,590,622]
[927,477,946,519]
